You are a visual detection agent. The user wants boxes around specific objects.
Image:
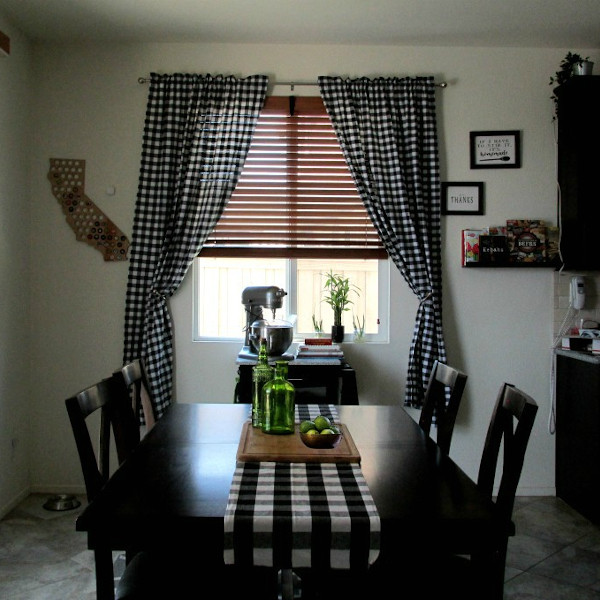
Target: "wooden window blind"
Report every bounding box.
[200,96,387,259]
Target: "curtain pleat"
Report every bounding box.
[318,76,446,407]
[123,73,268,419]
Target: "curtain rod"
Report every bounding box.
[275,80,448,89]
[137,77,448,88]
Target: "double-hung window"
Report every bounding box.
[193,96,389,342]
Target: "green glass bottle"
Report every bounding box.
[261,360,295,435]
[251,338,273,428]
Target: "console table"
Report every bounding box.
[235,357,358,405]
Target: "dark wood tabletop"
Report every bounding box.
[76,403,499,595]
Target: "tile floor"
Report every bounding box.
[1,494,600,599]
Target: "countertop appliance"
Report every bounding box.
[238,286,293,359]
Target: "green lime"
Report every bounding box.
[304,429,320,436]
[299,420,316,434]
[314,415,331,431]
[320,428,335,435]
[329,425,340,434]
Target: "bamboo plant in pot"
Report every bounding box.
[322,270,359,343]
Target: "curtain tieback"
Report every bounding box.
[419,291,433,305]
[150,289,167,301]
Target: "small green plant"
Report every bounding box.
[312,314,323,333]
[549,52,590,118]
[352,313,365,342]
[322,270,359,327]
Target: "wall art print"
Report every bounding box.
[47,158,129,261]
[470,130,521,169]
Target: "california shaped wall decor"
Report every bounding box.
[47,158,129,261]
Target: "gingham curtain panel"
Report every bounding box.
[123,73,268,419]
[318,76,446,407]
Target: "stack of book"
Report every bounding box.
[461,220,559,265]
[296,343,344,358]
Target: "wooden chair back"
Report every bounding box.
[478,382,539,523]
[470,382,538,599]
[117,358,156,430]
[66,374,147,599]
[419,360,468,454]
[65,374,139,502]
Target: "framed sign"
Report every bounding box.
[442,182,484,215]
[470,130,521,169]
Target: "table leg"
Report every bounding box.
[94,548,116,600]
[279,568,293,600]
[341,366,358,404]
[277,568,304,600]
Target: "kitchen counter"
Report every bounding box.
[554,348,600,364]
[555,349,600,524]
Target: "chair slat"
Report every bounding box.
[418,360,468,454]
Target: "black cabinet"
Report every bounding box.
[235,360,358,405]
[556,76,600,271]
[555,351,600,524]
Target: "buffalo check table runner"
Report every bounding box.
[295,404,337,424]
[224,461,380,569]
[224,459,380,569]
[224,404,380,569]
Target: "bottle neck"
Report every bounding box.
[274,362,288,378]
[258,339,268,362]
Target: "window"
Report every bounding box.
[194,96,389,343]
[193,256,389,342]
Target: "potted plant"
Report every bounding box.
[549,52,594,119]
[322,270,359,343]
[352,313,365,343]
[311,314,323,337]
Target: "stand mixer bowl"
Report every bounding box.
[249,319,293,356]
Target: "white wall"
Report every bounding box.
[0,16,33,514]
[3,35,599,507]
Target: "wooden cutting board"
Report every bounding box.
[237,422,360,463]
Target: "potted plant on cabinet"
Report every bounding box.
[549,52,594,119]
[322,270,359,343]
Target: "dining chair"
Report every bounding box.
[65,374,163,600]
[431,382,539,600]
[418,360,468,454]
[67,374,273,599]
[367,382,538,600]
[115,358,156,432]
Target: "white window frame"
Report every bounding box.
[192,257,390,343]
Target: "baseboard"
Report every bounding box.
[0,487,30,520]
[1,484,88,520]
[29,484,86,496]
[516,486,556,496]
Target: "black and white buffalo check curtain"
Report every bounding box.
[123,73,268,419]
[319,76,446,407]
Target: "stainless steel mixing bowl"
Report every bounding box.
[43,494,81,511]
[249,319,293,356]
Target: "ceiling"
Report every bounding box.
[1,0,599,48]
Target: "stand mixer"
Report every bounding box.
[238,286,293,359]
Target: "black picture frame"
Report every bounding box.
[470,130,521,169]
[441,182,484,215]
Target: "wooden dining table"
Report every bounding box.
[76,402,500,599]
